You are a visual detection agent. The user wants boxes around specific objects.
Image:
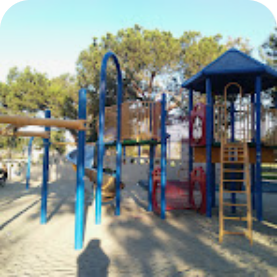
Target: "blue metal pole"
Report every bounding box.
[75,88,87,250]
[206,78,212,217]
[96,90,105,224]
[230,102,236,213]
[211,97,216,208]
[189,88,193,178]
[255,76,262,221]
[96,52,123,224]
[26,137,34,190]
[160,93,167,219]
[150,103,153,132]
[148,144,155,211]
[41,110,51,224]
[115,63,123,217]
[251,93,256,210]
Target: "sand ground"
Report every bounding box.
[0,163,276,277]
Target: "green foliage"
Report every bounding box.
[260,27,277,68]
[0,25,254,147]
[50,130,66,155]
[181,33,252,78]
[77,25,182,101]
[260,28,277,107]
[3,67,50,113]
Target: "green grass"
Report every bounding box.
[262,175,277,180]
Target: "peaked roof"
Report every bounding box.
[182,48,277,94]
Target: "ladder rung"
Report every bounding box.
[223,190,246,194]
[223,216,248,221]
[224,149,244,152]
[223,202,247,207]
[223,231,245,235]
[223,179,244,182]
[223,155,244,162]
[224,148,244,150]
[224,145,243,148]
[223,161,244,164]
[224,153,244,156]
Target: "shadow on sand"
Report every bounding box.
[77,239,110,277]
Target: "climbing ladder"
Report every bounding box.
[219,142,253,243]
[219,82,253,244]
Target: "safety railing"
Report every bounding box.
[214,104,277,146]
[214,104,253,143]
[103,101,161,142]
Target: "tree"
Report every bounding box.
[50,130,67,155]
[260,28,277,107]
[1,67,49,114]
[77,25,182,101]
[181,33,252,79]
[260,27,277,68]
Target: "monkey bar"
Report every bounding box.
[0,130,50,139]
[0,115,86,130]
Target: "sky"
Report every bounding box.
[0,0,276,82]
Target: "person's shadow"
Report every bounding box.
[77,240,110,277]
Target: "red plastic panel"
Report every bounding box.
[190,103,206,146]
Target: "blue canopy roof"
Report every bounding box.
[182,48,277,94]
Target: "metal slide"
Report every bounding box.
[66,145,124,202]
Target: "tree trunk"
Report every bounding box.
[148,71,156,99]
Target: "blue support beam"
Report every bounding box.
[41,110,51,224]
[115,64,123,217]
[75,88,87,250]
[211,96,216,208]
[188,88,193,179]
[255,76,263,221]
[96,52,123,224]
[251,93,256,210]
[96,90,105,224]
[160,93,167,219]
[148,144,155,212]
[206,78,213,217]
[26,137,34,190]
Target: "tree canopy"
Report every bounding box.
[0,25,255,149]
[260,28,277,107]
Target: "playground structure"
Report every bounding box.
[95,52,167,226]
[0,94,88,249]
[1,48,276,249]
[0,52,168,250]
[182,48,277,242]
[66,145,125,203]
